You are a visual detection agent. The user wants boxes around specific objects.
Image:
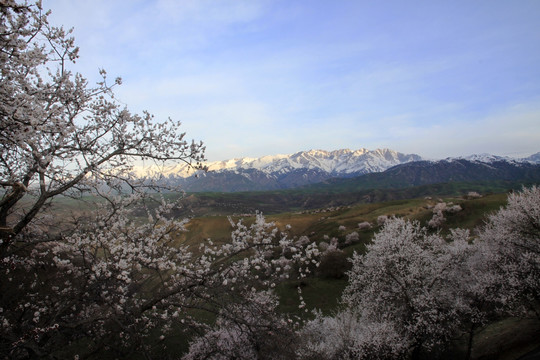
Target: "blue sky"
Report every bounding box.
[44,0,540,161]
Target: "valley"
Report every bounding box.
[172,190,540,359]
[177,192,509,258]
[10,149,540,359]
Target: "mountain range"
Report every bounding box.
[134,149,540,193]
[307,157,540,192]
[138,148,421,191]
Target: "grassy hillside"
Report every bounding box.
[36,188,539,358]
[170,180,533,217]
[177,193,509,315]
[180,192,508,246]
[175,191,540,359]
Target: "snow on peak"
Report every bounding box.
[521,152,540,164]
[442,153,537,164]
[130,150,538,180]
[433,152,540,165]
[461,153,511,163]
[131,148,422,178]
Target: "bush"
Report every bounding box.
[317,248,351,279]
[358,221,372,230]
[377,215,388,226]
[345,231,360,245]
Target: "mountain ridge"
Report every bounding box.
[135,148,422,177]
[133,149,539,193]
[141,148,423,192]
[306,158,540,193]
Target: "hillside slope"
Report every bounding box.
[306,159,540,192]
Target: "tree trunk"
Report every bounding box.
[465,324,476,360]
[411,344,423,360]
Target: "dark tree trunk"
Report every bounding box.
[465,324,476,360]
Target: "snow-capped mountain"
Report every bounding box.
[440,152,540,164]
[132,148,422,192]
[132,149,539,192]
[300,154,540,195]
[522,152,540,164]
[455,153,513,163]
[135,148,422,179]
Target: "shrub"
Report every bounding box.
[358,221,372,230]
[318,248,351,279]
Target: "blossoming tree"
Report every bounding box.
[0,2,319,358]
[300,218,478,359]
[475,185,540,317]
[298,187,540,359]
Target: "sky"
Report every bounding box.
[43,0,540,161]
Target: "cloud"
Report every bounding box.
[389,102,540,158]
[42,0,540,162]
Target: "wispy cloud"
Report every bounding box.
[44,0,540,160]
[389,101,540,158]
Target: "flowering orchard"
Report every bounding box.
[0,1,319,358]
[298,187,540,360]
